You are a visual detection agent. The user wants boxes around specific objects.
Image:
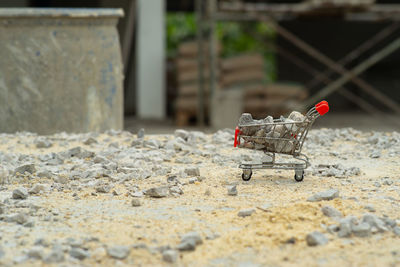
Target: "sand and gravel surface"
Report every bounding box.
[0,128,399,266]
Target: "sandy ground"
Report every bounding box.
[0,128,399,267]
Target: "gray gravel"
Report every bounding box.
[107,245,131,259]
[177,232,203,251]
[27,246,44,260]
[394,226,400,236]
[12,187,28,199]
[238,208,256,217]
[332,213,397,239]
[5,212,29,224]
[83,137,98,145]
[29,184,47,194]
[137,128,145,138]
[227,185,238,196]
[184,167,200,177]
[145,186,169,198]
[69,247,90,260]
[363,204,376,212]
[351,222,371,237]
[307,189,339,202]
[35,137,53,148]
[306,231,328,246]
[0,128,397,266]
[338,216,358,238]
[312,164,361,178]
[0,246,5,259]
[44,244,65,263]
[95,183,113,193]
[162,249,178,263]
[362,213,388,232]
[321,205,342,218]
[131,199,141,207]
[14,164,36,175]
[175,129,189,140]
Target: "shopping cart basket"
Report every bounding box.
[234,101,329,182]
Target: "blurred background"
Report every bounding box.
[1,0,400,133]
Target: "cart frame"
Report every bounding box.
[234,101,329,181]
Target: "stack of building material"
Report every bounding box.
[219,53,307,119]
[174,50,308,125]
[244,83,308,118]
[174,41,221,126]
[208,53,265,128]
[220,54,265,89]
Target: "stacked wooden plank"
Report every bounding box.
[244,83,308,118]
[218,53,308,119]
[174,49,309,125]
[174,41,221,126]
[209,54,266,126]
[220,53,265,89]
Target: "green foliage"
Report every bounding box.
[166,12,276,81]
[166,13,197,58]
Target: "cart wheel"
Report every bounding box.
[242,169,252,181]
[294,170,304,182]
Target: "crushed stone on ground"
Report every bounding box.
[0,128,399,266]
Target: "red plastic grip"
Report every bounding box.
[316,100,328,108]
[315,102,329,116]
[234,127,240,147]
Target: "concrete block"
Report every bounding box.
[0,8,124,134]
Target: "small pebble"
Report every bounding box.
[107,245,131,260]
[188,177,198,184]
[95,184,112,194]
[352,222,371,237]
[364,204,376,212]
[174,129,189,140]
[238,208,255,217]
[177,232,203,251]
[321,205,342,218]
[29,184,46,194]
[6,212,29,224]
[83,137,98,145]
[162,249,178,263]
[69,247,90,260]
[307,189,339,202]
[393,226,400,236]
[306,231,328,246]
[44,245,65,263]
[14,164,36,175]
[35,137,53,148]
[137,128,145,138]
[227,185,238,196]
[12,187,29,199]
[184,167,200,177]
[27,247,44,260]
[145,186,169,198]
[131,199,141,207]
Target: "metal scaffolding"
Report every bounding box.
[196,0,400,127]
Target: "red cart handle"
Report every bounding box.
[315,100,329,116]
[234,127,240,147]
[316,100,328,108]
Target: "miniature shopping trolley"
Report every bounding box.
[234,101,329,182]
